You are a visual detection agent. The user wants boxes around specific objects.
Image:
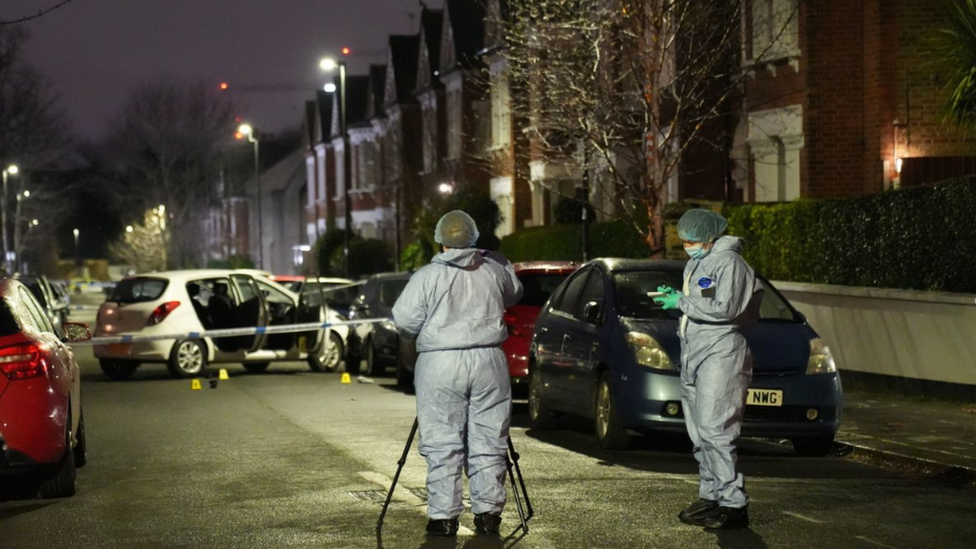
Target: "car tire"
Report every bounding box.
[167,339,208,378]
[99,359,137,380]
[395,359,414,392]
[73,411,88,468]
[242,362,270,373]
[308,331,343,373]
[38,428,77,499]
[362,339,383,377]
[594,371,631,450]
[528,366,558,430]
[791,435,835,457]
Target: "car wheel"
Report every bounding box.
[362,339,383,377]
[99,359,137,380]
[791,435,835,457]
[528,366,557,430]
[594,371,631,450]
[308,331,343,373]
[242,362,270,373]
[38,427,76,499]
[167,339,208,378]
[73,411,88,468]
[395,359,414,392]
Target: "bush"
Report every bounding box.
[726,177,976,292]
[500,220,649,262]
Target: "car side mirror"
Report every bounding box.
[62,322,92,343]
[582,301,602,324]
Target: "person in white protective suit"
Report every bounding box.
[392,210,523,537]
[653,209,763,530]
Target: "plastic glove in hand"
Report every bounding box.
[653,291,681,310]
[657,285,676,296]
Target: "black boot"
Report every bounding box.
[473,512,502,535]
[678,499,719,525]
[426,517,459,536]
[702,506,749,530]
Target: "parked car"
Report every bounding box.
[285,276,356,297]
[346,272,414,384]
[93,269,342,379]
[528,258,843,456]
[0,278,91,498]
[15,274,70,335]
[67,278,105,294]
[504,262,578,393]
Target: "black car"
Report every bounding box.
[347,272,415,385]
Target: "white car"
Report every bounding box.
[93,269,348,379]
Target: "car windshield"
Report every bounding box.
[110,277,168,303]
[303,282,362,308]
[611,270,800,322]
[518,272,572,307]
[378,279,409,307]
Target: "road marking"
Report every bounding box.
[357,471,476,536]
[854,536,899,549]
[782,511,825,523]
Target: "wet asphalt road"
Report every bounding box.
[2,306,975,548]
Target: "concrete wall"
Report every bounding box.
[774,281,976,386]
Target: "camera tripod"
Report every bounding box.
[377,417,534,533]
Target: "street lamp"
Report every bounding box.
[1,164,18,273]
[320,55,352,278]
[238,123,264,270]
[73,228,81,275]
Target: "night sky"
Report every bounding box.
[2,0,426,141]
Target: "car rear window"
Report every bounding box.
[110,278,168,303]
[518,273,572,307]
[0,300,20,336]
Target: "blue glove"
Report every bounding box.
[653,288,681,310]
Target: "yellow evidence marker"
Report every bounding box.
[341,372,351,384]
[191,379,202,390]
[219,369,230,380]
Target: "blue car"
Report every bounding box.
[528,258,842,456]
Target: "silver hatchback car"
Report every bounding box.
[94,269,345,379]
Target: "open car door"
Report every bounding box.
[229,274,269,352]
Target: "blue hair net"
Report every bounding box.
[677,209,728,243]
[435,210,480,248]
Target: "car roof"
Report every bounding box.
[587,257,688,272]
[363,271,413,281]
[513,261,579,274]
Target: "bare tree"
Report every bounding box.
[106,207,168,273]
[103,78,236,268]
[501,0,783,253]
[0,24,73,273]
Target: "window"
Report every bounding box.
[490,66,511,149]
[552,269,591,315]
[749,0,799,63]
[257,281,293,306]
[110,277,168,303]
[20,287,53,334]
[379,279,410,307]
[613,271,685,320]
[574,270,605,320]
[518,272,573,308]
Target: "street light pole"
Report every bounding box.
[239,124,264,270]
[73,228,81,276]
[340,60,352,279]
[1,165,18,274]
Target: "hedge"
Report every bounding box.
[726,177,976,292]
[500,220,649,262]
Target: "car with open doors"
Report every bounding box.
[0,278,91,498]
[93,269,344,379]
[528,258,843,456]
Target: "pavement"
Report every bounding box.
[833,388,976,483]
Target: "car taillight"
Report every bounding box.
[0,344,46,380]
[503,311,521,337]
[147,301,180,326]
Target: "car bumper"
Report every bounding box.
[93,339,175,362]
[615,368,842,438]
[0,384,68,467]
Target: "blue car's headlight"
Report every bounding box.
[626,332,675,371]
[807,338,837,374]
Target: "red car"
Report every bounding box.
[0,278,91,498]
[503,261,578,392]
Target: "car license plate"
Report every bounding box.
[107,343,131,356]
[747,388,783,407]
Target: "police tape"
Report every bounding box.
[69,305,100,310]
[69,317,392,346]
